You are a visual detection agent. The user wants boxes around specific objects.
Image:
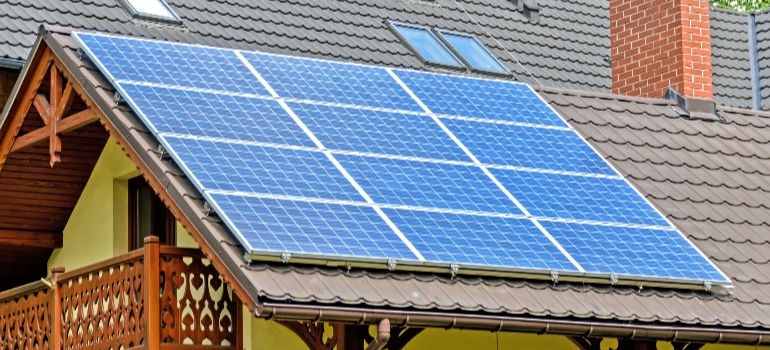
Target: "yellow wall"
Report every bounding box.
[47,138,138,271]
[47,138,199,272]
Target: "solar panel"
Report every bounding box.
[241,52,423,112]
[393,69,567,127]
[75,32,730,289]
[491,169,669,227]
[288,102,469,161]
[213,194,418,259]
[164,136,364,202]
[335,154,523,214]
[540,221,726,281]
[76,34,269,95]
[385,209,577,270]
[443,118,616,175]
[121,84,312,147]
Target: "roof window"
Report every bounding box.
[119,0,181,23]
[389,21,463,68]
[436,30,509,75]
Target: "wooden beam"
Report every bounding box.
[55,83,74,119]
[48,66,62,167]
[0,229,61,248]
[32,94,51,125]
[10,109,97,153]
[49,65,61,116]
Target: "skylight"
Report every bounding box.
[437,30,509,74]
[389,22,463,68]
[120,0,180,22]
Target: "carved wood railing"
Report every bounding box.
[56,250,145,349]
[158,247,238,347]
[0,281,51,350]
[0,236,238,350]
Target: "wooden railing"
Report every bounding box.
[0,281,51,350]
[0,236,239,350]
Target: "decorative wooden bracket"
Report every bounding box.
[278,321,423,350]
[672,342,704,350]
[383,326,423,350]
[9,63,97,167]
[569,336,603,350]
[617,339,658,350]
[278,321,339,350]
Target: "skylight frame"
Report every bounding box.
[387,21,465,70]
[117,0,182,24]
[434,29,511,76]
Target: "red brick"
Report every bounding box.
[610,0,712,99]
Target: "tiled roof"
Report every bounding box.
[710,7,753,109]
[2,0,768,108]
[36,27,770,332]
[0,0,613,91]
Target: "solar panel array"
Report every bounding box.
[74,32,730,286]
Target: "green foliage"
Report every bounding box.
[711,0,770,11]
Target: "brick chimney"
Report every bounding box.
[610,0,713,99]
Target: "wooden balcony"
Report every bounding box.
[0,237,240,350]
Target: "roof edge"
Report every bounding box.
[538,84,770,118]
[259,303,770,345]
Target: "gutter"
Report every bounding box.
[257,303,770,346]
[0,58,23,70]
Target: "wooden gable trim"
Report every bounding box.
[0,47,52,170]
[0,48,99,169]
[39,37,257,312]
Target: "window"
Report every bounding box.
[389,21,463,68]
[436,30,510,75]
[119,0,181,23]
[128,177,176,250]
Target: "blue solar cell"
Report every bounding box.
[336,154,522,214]
[385,209,576,270]
[444,118,615,175]
[242,52,422,111]
[491,169,670,227]
[163,136,364,202]
[75,33,268,95]
[289,102,467,161]
[541,221,727,281]
[394,69,567,127]
[122,84,314,147]
[212,194,417,259]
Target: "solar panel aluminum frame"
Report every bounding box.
[387,21,467,71]
[433,28,512,76]
[72,32,733,293]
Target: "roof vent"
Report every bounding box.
[664,88,720,122]
[512,0,540,23]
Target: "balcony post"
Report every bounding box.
[50,266,64,350]
[143,236,161,350]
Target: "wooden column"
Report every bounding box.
[50,266,64,350]
[337,324,367,350]
[143,236,161,350]
[235,299,244,350]
[618,339,657,350]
